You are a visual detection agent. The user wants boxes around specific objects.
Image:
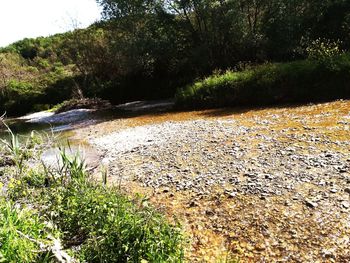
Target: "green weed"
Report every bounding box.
[1,128,185,262]
[0,200,54,262]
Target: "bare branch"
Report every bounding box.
[16,231,76,263]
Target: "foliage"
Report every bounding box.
[176,53,350,108]
[0,35,76,116]
[0,129,185,262]
[306,38,343,62]
[1,0,350,115]
[0,201,53,262]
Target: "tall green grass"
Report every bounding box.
[0,128,184,262]
[0,201,54,262]
[176,53,350,108]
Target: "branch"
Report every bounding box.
[16,231,76,263]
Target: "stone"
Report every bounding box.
[305,200,318,208]
[225,191,237,198]
[162,187,170,193]
[188,201,199,208]
[341,201,350,209]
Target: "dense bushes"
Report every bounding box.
[0,50,75,116]
[1,0,350,116]
[176,54,350,108]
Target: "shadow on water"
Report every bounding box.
[187,99,349,118]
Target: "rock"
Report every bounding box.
[225,191,237,198]
[341,201,350,209]
[262,174,273,180]
[305,200,318,208]
[322,249,336,259]
[338,167,348,173]
[244,173,256,178]
[188,201,199,208]
[284,201,291,206]
[162,187,170,193]
[205,210,215,216]
[255,243,266,251]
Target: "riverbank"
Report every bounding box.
[76,100,350,261]
[0,110,184,262]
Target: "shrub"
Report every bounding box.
[43,150,184,262]
[176,53,350,108]
[306,38,343,62]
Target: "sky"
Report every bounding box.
[0,0,102,47]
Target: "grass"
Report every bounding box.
[0,201,55,262]
[0,126,184,262]
[176,53,350,108]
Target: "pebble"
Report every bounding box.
[226,191,237,198]
[73,103,350,262]
[91,118,350,217]
[341,201,350,209]
[305,200,318,208]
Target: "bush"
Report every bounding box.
[306,38,343,62]
[42,150,184,262]
[48,181,183,262]
[1,132,184,262]
[176,53,350,108]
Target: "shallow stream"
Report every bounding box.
[0,109,111,168]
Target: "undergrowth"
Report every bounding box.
[176,53,350,108]
[0,126,184,262]
[0,201,55,262]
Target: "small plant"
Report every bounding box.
[0,200,54,262]
[0,122,25,176]
[0,121,44,177]
[1,128,185,262]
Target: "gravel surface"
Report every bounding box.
[87,101,350,262]
[92,119,349,200]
